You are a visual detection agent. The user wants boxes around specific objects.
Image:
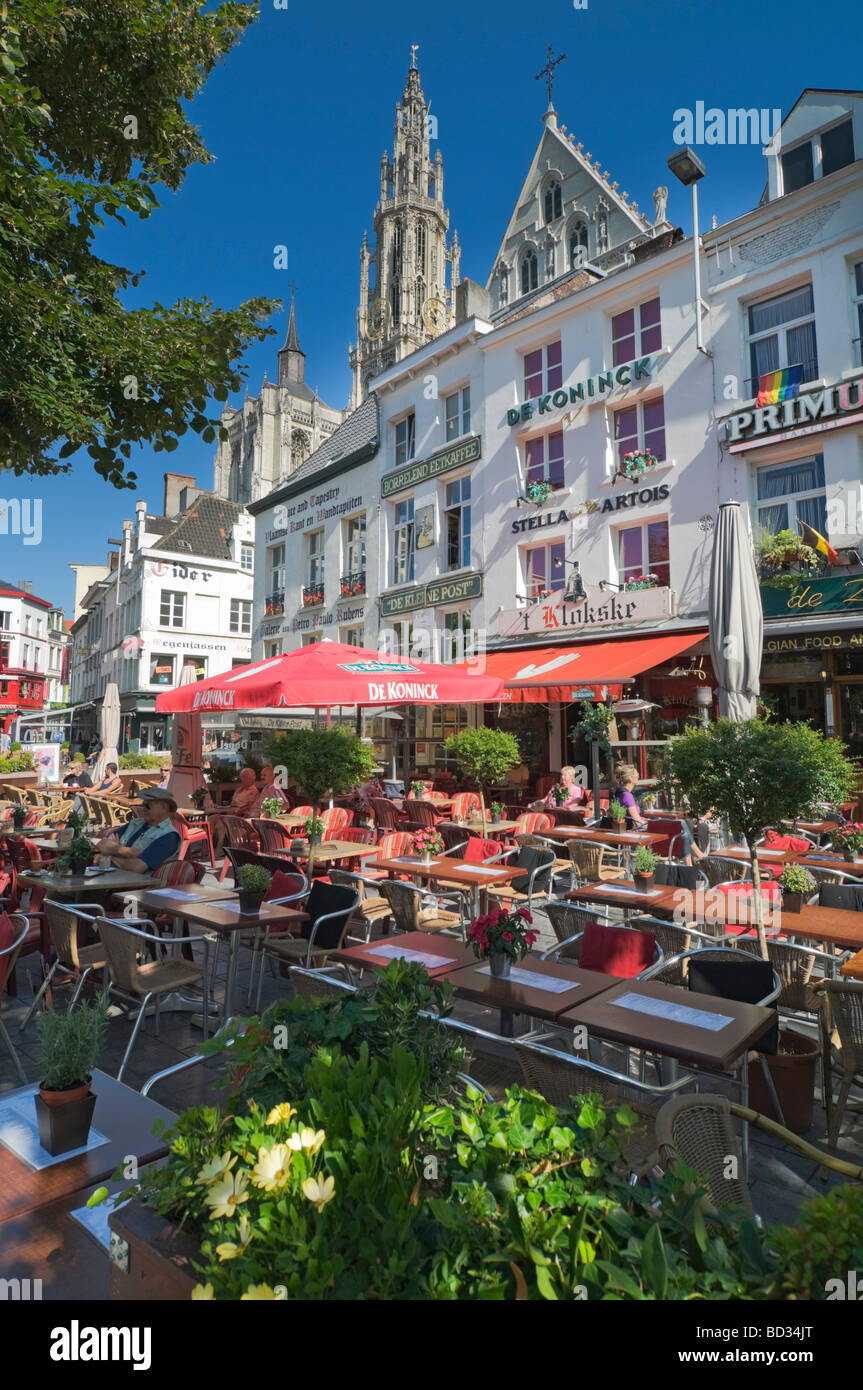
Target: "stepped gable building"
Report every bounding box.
[212,294,344,506]
[349,50,462,406]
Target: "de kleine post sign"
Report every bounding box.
[760,573,863,619]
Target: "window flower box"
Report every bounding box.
[339,572,366,598]
[302,584,325,608]
[623,573,659,591]
[614,449,658,484]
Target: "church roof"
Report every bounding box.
[282,296,303,354]
[248,393,380,513]
[153,495,245,561]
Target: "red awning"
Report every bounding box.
[476,632,708,703]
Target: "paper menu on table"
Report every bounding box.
[145,888,201,900]
[476,964,577,993]
[609,991,733,1031]
[589,884,662,897]
[367,943,451,968]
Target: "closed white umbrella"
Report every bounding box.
[96,682,120,780]
[168,662,204,808]
[709,501,763,721]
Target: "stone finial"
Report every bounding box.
[611,182,619,191]
[576,141,583,151]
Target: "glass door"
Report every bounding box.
[838,683,863,761]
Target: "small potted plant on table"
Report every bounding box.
[57,834,93,877]
[11,803,27,833]
[260,797,284,820]
[603,798,627,830]
[467,906,539,979]
[410,780,425,799]
[776,863,816,914]
[304,813,325,847]
[35,992,110,1155]
[489,801,504,826]
[236,863,271,916]
[189,786,207,811]
[632,845,658,892]
[832,823,863,863]
[412,828,444,865]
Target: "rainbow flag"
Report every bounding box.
[757,365,803,406]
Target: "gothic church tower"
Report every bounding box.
[349,50,461,405]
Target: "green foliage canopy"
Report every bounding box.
[266,728,375,812]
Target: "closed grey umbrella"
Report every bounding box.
[95,681,120,780]
[709,501,763,720]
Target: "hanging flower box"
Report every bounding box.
[624,573,659,591]
[302,585,324,608]
[524,478,555,507]
[527,589,554,605]
[615,449,658,484]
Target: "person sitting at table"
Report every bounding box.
[251,765,290,816]
[63,757,92,788]
[92,762,123,796]
[157,762,172,789]
[616,763,705,864]
[93,787,181,873]
[205,766,259,853]
[531,765,585,813]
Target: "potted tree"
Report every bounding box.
[236,863,271,916]
[444,728,520,826]
[467,906,539,979]
[267,729,375,844]
[632,845,658,892]
[776,863,816,914]
[662,717,855,959]
[35,992,110,1155]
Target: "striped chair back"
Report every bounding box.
[377,831,414,860]
[221,816,260,852]
[403,799,438,827]
[321,807,352,835]
[252,819,295,854]
[515,812,554,835]
[150,858,203,889]
[451,792,480,820]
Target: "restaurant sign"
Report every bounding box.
[507,356,656,426]
[760,574,863,618]
[497,584,675,638]
[380,572,483,618]
[764,631,863,653]
[724,379,863,452]
[381,436,481,499]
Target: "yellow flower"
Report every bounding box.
[197,1152,237,1187]
[215,1215,252,1262]
[285,1130,304,1151]
[266,1102,297,1126]
[250,1143,292,1192]
[300,1127,326,1156]
[302,1174,335,1211]
[205,1170,250,1220]
[241,1283,278,1300]
[191,1283,214,1300]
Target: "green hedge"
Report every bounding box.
[118,753,164,769]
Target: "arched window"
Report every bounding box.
[544,180,562,223]
[391,279,400,323]
[416,221,426,277]
[416,276,425,317]
[392,221,403,276]
[521,248,538,295]
[569,220,588,267]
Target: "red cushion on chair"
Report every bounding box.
[265,870,305,902]
[717,881,781,900]
[765,831,811,854]
[463,838,498,863]
[579,921,655,978]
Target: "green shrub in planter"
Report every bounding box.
[236,864,271,895]
[609,799,627,822]
[37,991,110,1092]
[260,797,284,817]
[777,864,816,896]
[189,787,207,808]
[304,813,325,841]
[57,835,93,873]
[633,845,658,875]
[119,752,163,769]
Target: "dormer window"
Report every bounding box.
[781,117,855,195]
[569,220,588,267]
[520,248,538,295]
[544,180,562,223]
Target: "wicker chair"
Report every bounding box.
[251,818,296,856]
[514,812,554,835]
[378,878,462,935]
[96,915,209,1081]
[816,978,863,1149]
[437,822,473,854]
[403,799,439,827]
[515,832,570,888]
[486,846,555,914]
[257,882,360,972]
[329,868,393,940]
[218,816,261,881]
[321,807,353,836]
[700,854,750,887]
[369,797,404,833]
[544,900,619,961]
[18,900,107,1030]
[566,838,619,885]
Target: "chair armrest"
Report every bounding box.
[305,894,360,952]
[540,931,584,960]
[141,1017,237,1096]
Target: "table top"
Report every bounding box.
[19,868,156,896]
[781,820,838,836]
[463,818,519,834]
[0,1181,117,1299]
[721,844,863,878]
[560,978,776,1071]
[372,854,523,887]
[568,878,680,913]
[841,950,863,981]
[331,931,476,978]
[550,826,667,849]
[305,840,380,865]
[154,897,308,934]
[0,1071,175,1226]
[447,955,621,1023]
[133,883,243,913]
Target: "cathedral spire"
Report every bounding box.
[278,289,306,387]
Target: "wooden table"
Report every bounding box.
[302,840,380,868]
[781,820,838,838]
[19,868,155,899]
[331,931,476,980]
[371,853,523,916]
[447,955,620,1037]
[721,845,863,878]
[0,1181,115,1299]
[463,818,519,836]
[132,883,241,910]
[841,950,863,981]
[0,1070,175,1226]
[567,877,681,916]
[153,897,308,1019]
[560,979,776,1072]
[549,826,667,874]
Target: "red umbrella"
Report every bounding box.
[154,640,503,713]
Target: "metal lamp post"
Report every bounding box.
[667,146,708,356]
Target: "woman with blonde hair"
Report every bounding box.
[532,764,585,812]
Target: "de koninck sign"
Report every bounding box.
[381,436,481,498]
[380,573,483,618]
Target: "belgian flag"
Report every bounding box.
[799,520,839,564]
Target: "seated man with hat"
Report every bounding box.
[93,787,181,874]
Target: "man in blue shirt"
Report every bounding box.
[94,788,181,874]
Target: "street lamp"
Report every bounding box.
[667,145,708,356]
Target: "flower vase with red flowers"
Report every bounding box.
[467,906,539,979]
[832,822,863,862]
[412,828,444,864]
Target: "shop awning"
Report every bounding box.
[475,632,708,703]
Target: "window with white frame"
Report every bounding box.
[611,297,661,366]
[394,413,415,467]
[0,612,10,632]
[341,626,364,647]
[444,477,470,572]
[240,543,254,572]
[305,530,324,589]
[525,540,566,598]
[386,620,413,658]
[440,608,472,663]
[445,385,471,440]
[268,543,285,602]
[617,519,670,588]
[159,590,185,629]
[301,633,321,647]
[391,498,415,586]
[613,397,666,468]
[746,285,818,396]
[524,341,562,399]
[853,261,863,367]
[525,430,565,491]
[229,599,252,636]
[781,118,854,195]
[343,515,366,578]
[264,639,282,659]
[183,655,207,681]
[755,454,827,536]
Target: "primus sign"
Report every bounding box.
[507,357,655,426]
[724,380,863,449]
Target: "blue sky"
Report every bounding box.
[6,0,861,613]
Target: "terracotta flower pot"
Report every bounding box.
[38,1076,92,1108]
